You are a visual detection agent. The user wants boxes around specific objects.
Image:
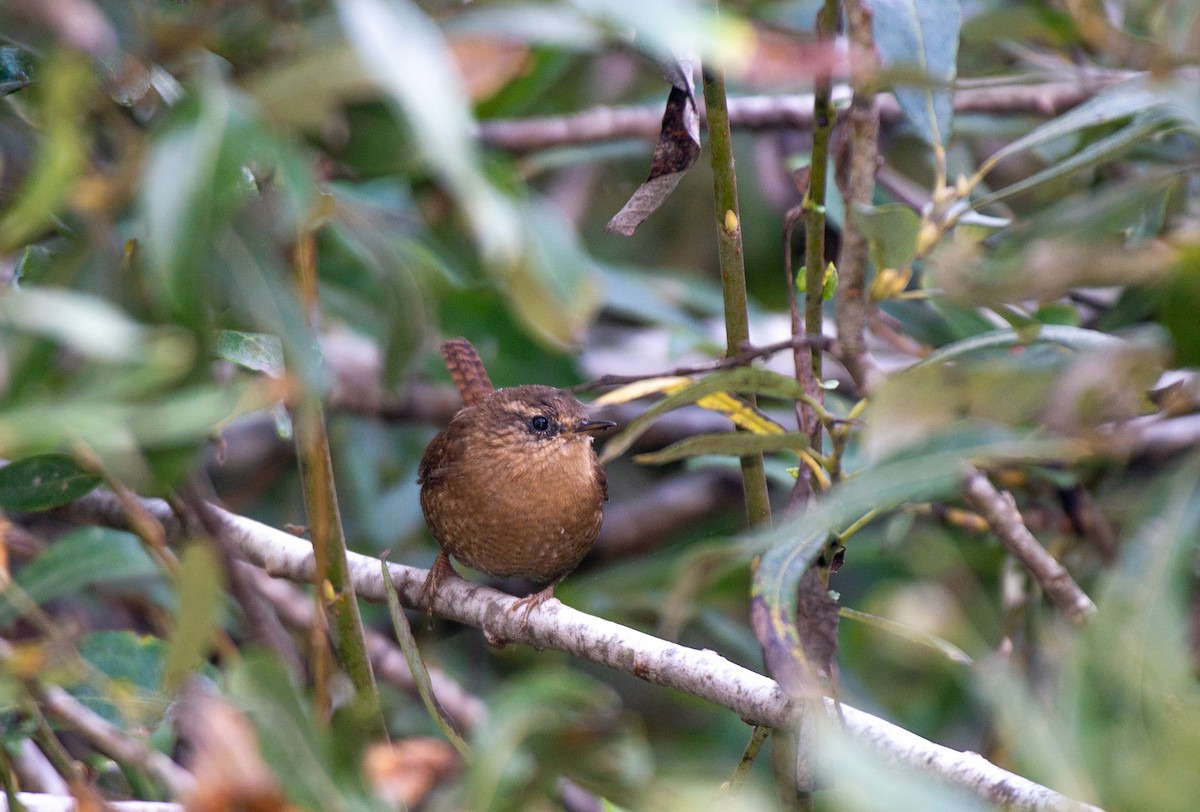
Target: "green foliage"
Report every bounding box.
[0,454,100,511]
[0,528,159,628]
[872,0,962,148]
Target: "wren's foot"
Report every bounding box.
[419,552,457,614]
[508,581,561,629]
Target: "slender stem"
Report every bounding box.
[292,230,383,728]
[702,62,771,528]
[804,0,839,394]
[728,725,772,791]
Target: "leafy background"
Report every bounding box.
[1,0,1199,810]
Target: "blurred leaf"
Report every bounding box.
[0,527,159,627]
[915,325,1121,368]
[218,330,285,378]
[982,80,1160,167]
[871,0,960,147]
[0,453,100,511]
[504,198,601,348]
[974,107,1179,208]
[853,203,920,271]
[337,0,521,265]
[633,430,807,465]
[0,47,33,97]
[0,50,93,252]
[1065,455,1200,810]
[570,0,744,66]
[72,631,169,727]
[1162,258,1200,366]
[162,543,225,693]
[139,69,314,329]
[817,721,991,812]
[466,670,652,810]
[244,43,376,132]
[228,651,386,812]
[0,285,172,363]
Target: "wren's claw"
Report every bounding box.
[508,582,560,630]
[419,552,457,615]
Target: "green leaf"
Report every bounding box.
[633,431,808,465]
[871,0,961,147]
[981,80,1162,172]
[0,454,101,511]
[852,203,921,271]
[600,367,813,463]
[0,527,159,627]
[914,325,1122,369]
[380,559,471,760]
[162,543,226,693]
[0,51,93,252]
[974,107,1178,208]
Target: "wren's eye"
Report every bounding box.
[529,415,551,433]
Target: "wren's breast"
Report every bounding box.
[421,435,605,582]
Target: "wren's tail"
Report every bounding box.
[441,338,494,407]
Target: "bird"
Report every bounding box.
[417,338,615,623]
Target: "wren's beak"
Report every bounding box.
[571,419,616,436]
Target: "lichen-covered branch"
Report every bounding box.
[216,504,1098,812]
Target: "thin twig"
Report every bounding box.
[476,74,1131,152]
[961,467,1097,624]
[292,229,382,725]
[575,335,833,391]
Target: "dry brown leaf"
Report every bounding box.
[364,737,459,810]
[183,695,291,812]
[448,36,531,102]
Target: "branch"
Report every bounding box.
[477,74,1131,152]
[30,680,194,798]
[833,0,883,392]
[961,467,1098,624]
[215,504,1098,811]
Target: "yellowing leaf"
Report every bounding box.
[695,392,784,435]
[592,376,693,406]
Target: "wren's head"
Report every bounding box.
[472,385,614,454]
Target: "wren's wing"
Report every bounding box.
[441,338,493,407]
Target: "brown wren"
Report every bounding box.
[417,338,615,621]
